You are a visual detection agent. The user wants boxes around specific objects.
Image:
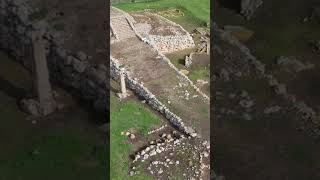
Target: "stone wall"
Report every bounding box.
[110,56,196,137]
[121,10,210,102]
[0,0,107,112]
[110,7,209,101]
[215,28,320,138]
[147,13,195,53]
[148,34,195,53]
[134,12,195,54]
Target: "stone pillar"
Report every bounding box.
[30,30,56,115]
[120,69,127,96]
[117,68,128,99]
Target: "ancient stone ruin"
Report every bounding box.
[110,6,210,178]
[20,30,56,116]
[130,12,195,53]
[0,0,107,113]
[117,68,129,99]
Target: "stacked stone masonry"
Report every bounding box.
[215,27,320,138]
[110,56,197,136]
[0,0,107,112]
[116,7,210,101]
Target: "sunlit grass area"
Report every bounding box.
[110,94,161,180]
[113,0,210,31]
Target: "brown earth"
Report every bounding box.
[29,0,107,65]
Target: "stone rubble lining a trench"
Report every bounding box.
[110,7,209,102]
[0,0,107,112]
[130,130,210,179]
[214,27,320,138]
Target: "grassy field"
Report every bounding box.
[110,93,161,180]
[189,68,210,82]
[0,52,107,180]
[113,0,210,31]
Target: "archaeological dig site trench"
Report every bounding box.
[110,1,211,179]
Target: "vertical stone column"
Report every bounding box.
[31,30,56,115]
[119,68,127,98]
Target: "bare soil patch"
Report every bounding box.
[29,0,107,65]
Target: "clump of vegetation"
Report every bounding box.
[157,8,185,18]
[188,68,209,81]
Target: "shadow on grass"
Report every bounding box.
[0,76,27,101]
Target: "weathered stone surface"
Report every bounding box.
[110,56,196,136]
[185,54,192,67]
[214,27,320,138]
[276,56,314,72]
[264,106,281,114]
[241,0,263,20]
[20,99,40,116]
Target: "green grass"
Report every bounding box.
[286,144,316,168]
[0,131,107,180]
[114,0,210,31]
[215,0,320,62]
[0,52,107,180]
[110,94,161,180]
[0,92,107,180]
[188,68,209,81]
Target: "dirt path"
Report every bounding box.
[110,7,210,140]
